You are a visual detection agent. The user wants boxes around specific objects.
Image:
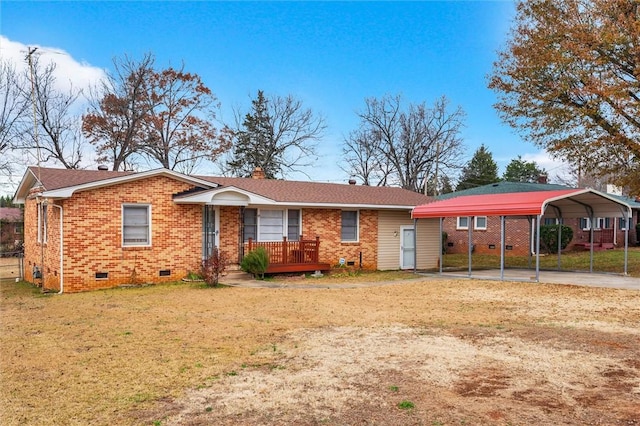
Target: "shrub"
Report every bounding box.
[201,248,229,287]
[441,231,448,254]
[540,224,573,254]
[240,247,269,279]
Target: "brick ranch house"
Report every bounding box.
[436,181,640,256]
[0,207,24,255]
[14,166,440,293]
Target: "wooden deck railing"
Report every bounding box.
[245,236,321,266]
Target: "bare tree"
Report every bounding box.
[140,65,232,172]
[20,55,84,169]
[226,90,325,179]
[0,59,29,176]
[83,53,156,171]
[344,95,465,193]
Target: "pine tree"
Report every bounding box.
[456,144,499,191]
[227,91,276,178]
[503,155,545,183]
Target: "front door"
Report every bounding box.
[400,226,415,269]
[202,205,219,260]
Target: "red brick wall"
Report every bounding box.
[443,216,533,256]
[301,209,378,269]
[24,176,203,293]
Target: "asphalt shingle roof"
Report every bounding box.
[435,181,572,200]
[23,167,432,207]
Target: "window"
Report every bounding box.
[41,204,48,244]
[37,204,42,242]
[544,218,558,225]
[243,209,301,242]
[580,218,591,230]
[456,217,469,230]
[287,209,300,241]
[619,217,629,230]
[243,208,257,242]
[123,205,151,246]
[259,210,284,241]
[474,216,487,230]
[341,211,358,242]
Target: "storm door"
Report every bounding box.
[400,226,415,269]
[202,205,217,260]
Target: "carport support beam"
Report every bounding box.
[468,216,473,277]
[439,217,443,275]
[535,215,541,282]
[500,215,505,281]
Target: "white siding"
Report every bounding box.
[377,211,439,270]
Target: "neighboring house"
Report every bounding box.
[0,207,24,255]
[13,166,440,293]
[437,181,640,256]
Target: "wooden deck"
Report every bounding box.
[574,228,615,250]
[245,237,331,274]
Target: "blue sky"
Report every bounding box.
[0,1,565,192]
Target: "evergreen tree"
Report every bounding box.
[503,155,546,183]
[228,91,277,178]
[456,144,499,191]
[226,90,323,179]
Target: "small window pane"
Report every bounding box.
[341,211,358,241]
[243,208,257,242]
[475,216,487,229]
[287,210,300,241]
[457,217,469,229]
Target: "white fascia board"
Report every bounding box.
[13,169,41,204]
[42,168,217,199]
[173,186,276,205]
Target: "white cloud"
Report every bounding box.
[0,35,106,95]
[0,36,108,196]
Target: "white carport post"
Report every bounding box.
[439,217,443,275]
[467,216,473,277]
[535,215,541,282]
[500,215,505,280]
[589,214,595,273]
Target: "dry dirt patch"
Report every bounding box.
[152,325,640,426]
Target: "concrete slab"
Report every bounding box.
[430,269,640,291]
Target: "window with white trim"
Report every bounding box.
[580,217,591,230]
[619,217,629,230]
[259,209,284,241]
[123,205,151,246]
[243,208,301,242]
[341,210,358,242]
[456,217,469,230]
[474,216,487,230]
[544,218,559,225]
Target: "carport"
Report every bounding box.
[412,188,633,281]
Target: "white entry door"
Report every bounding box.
[400,226,415,269]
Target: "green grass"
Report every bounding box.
[442,247,640,277]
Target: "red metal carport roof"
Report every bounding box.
[412,189,631,219]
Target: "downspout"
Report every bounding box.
[48,202,64,294]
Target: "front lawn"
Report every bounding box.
[1,277,639,425]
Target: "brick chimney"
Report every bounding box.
[251,167,266,179]
[537,173,548,184]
